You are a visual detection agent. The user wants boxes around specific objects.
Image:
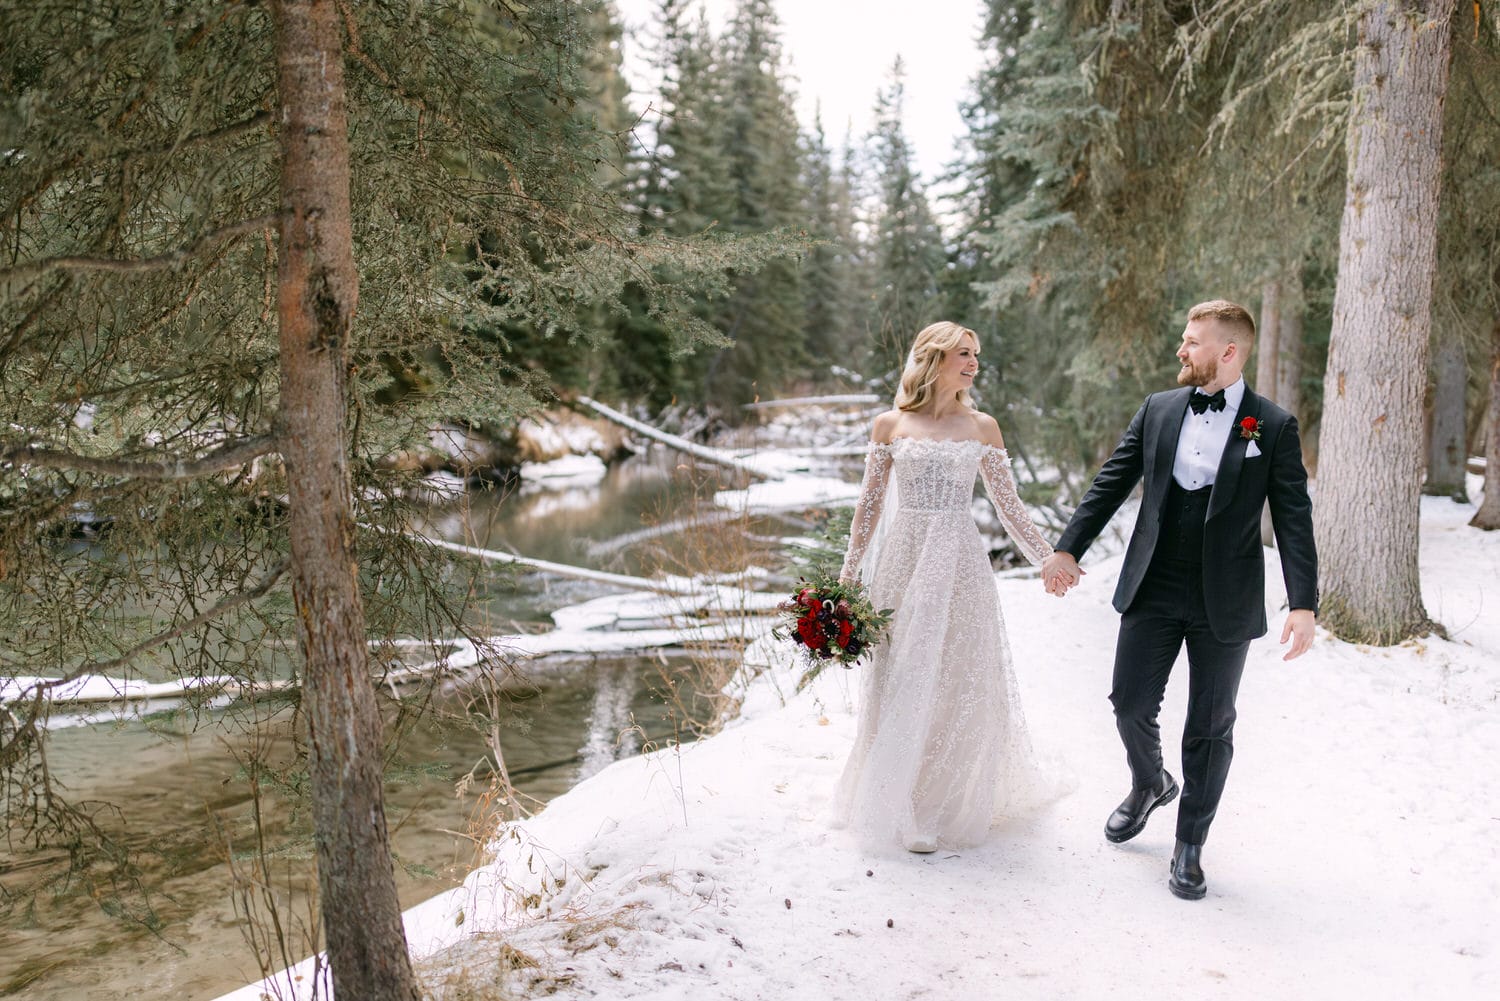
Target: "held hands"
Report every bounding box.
[1042,551,1084,597]
[1280,608,1316,661]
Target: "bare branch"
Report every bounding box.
[137,109,274,160]
[1,434,277,480]
[0,214,279,286]
[0,558,286,775]
[0,274,73,368]
[69,559,290,687]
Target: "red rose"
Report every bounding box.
[797,616,825,646]
[1239,416,1262,441]
[837,620,854,646]
[799,588,819,609]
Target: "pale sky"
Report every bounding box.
[610,0,987,190]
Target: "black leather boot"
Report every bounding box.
[1104,771,1178,843]
[1169,839,1207,900]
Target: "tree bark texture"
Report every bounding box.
[1257,280,1283,546]
[1424,331,1469,499]
[1313,0,1455,643]
[273,2,421,998]
[1274,267,1304,414]
[1472,311,1500,529]
[1256,279,1283,400]
[1255,268,1305,413]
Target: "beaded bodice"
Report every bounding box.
[839,436,1054,582]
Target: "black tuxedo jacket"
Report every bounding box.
[1056,385,1319,643]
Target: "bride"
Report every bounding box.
[834,321,1070,853]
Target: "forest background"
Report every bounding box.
[3,1,1498,998]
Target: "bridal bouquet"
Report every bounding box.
[775,573,891,691]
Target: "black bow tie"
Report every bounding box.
[1188,389,1227,415]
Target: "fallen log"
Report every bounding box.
[741,393,881,410]
[575,396,774,480]
[413,533,705,595]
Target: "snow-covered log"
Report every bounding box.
[413,533,708,595]
[575,396,774,480]
[741,394,881,410]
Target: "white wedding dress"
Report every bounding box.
[834,437,1054,850]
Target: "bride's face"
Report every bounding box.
[936,333,980,393]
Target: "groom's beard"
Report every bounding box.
[1177,357,1218,388]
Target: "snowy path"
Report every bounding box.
[222,496,1499,1001]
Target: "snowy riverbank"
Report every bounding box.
[221,491,1500,1001]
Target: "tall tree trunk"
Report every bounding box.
[1424,330,1469,500]
[1473,310,1500,529]
[1256,278,1283,398]
[1313,0,1455,644]
[273,2,421,998]
[1257,279,1284,545]
[1275,266,1304,414]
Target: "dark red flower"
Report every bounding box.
[1239,416,1262,441]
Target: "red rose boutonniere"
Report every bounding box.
[1239,416,1262,442]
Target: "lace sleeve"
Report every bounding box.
[839,443,895,584]
[979,446,1054,567]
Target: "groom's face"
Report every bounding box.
[1176,319,1229,388]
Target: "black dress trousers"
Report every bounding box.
[1109,482,1250,846]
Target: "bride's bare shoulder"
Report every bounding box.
[870,409,903,444]
[970,410,1006,448]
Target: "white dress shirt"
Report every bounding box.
[1172,378,1245,490]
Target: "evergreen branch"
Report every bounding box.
[334,1,533,200]
[1,434,277,480]
[62,559,290,688]
[0,559,287,765]
[0,274,73,367]
[0,215,279,286]
[0,689,47,772]
[2,112,272,225]
[132,109,274,160]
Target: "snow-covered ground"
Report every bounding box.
[221,490,1499,1001]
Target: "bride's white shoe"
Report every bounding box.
[904,835,938,854]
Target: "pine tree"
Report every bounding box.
[630,0,810,408]
[799,109,855,375]
[947,1,1068,461]
[866,57,946,380]
[834,127,878,377]
[701,0,809,405]
[961,3,1148,473]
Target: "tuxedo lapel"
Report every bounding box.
[1207,386,1260,521]
[1146,388,1191,514]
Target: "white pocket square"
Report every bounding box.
[1245,441,1262,458]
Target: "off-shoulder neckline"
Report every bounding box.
[873,436,1008,454]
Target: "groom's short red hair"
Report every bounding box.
[1187,299,1255,348]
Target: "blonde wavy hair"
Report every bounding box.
[894,321,980,412]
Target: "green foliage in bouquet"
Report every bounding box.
[775,572,893,692]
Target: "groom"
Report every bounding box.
[1042,299,1317,900]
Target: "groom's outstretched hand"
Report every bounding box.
[1042,551,1083,597]
[1280,609,1316,660]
